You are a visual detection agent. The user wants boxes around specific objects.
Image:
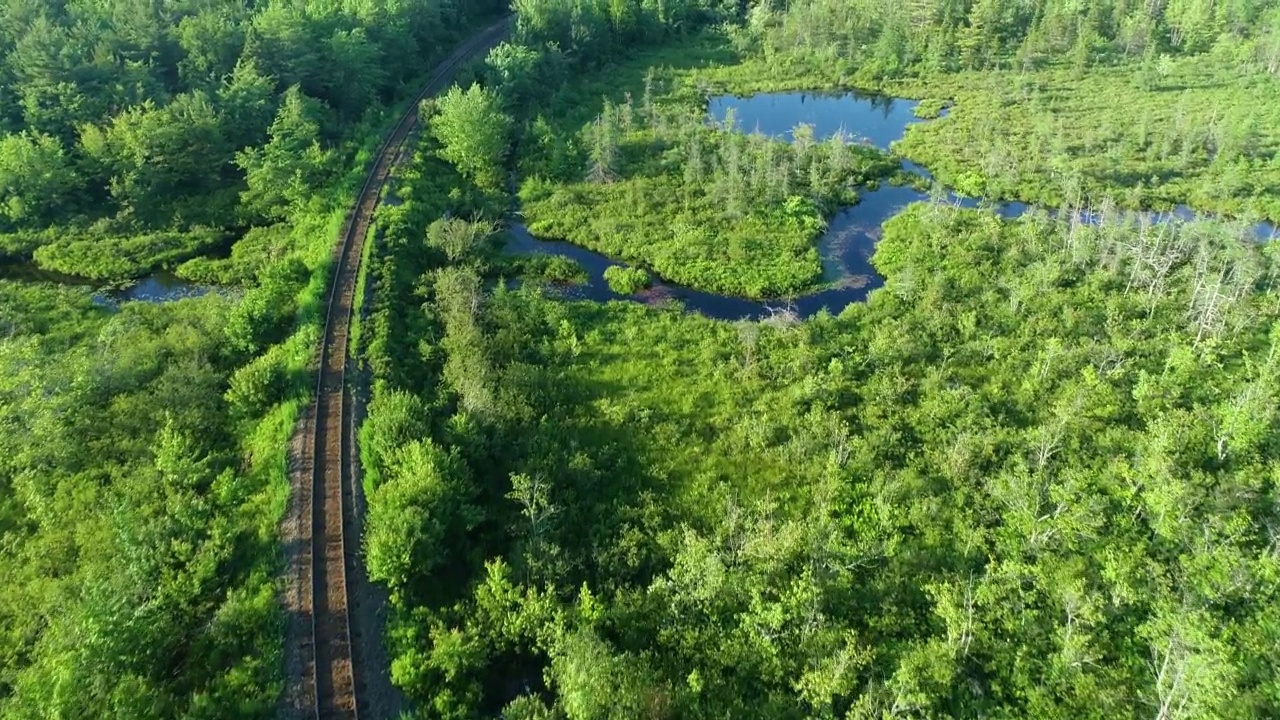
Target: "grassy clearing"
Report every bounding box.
[890,57,1280,220]
[520,175,830,297]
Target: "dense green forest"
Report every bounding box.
[0,0,504,279]
[358,0,1280,718]
[2,0,1279,716]
[0,284,288,716]
[0,0,505,716]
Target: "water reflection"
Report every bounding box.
[106,272,224,305]
[708,91,927,150]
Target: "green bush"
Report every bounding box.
[224,266,304,357]
[360,389,429,492]
[515,254,588,284]
[32,228,225,280]
[913,98,949,119]
[0,228,58,261]
[365,439,479,603]
[603,265,650,294]
[952,170,988,198]
[225,343,290,420]
[175,224,294,285]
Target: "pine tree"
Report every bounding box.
[587,101,620,183]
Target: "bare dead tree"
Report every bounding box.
[762,303,801,329]
[736,319,760,371]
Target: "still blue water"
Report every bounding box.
[105,272,223,304]
[708,91,927,150]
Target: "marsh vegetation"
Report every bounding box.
[4,0,1280,717]
[357,1,1280,719]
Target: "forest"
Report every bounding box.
[1,0,1278,718]
[0,0,505,716]
[360,0,1280,718]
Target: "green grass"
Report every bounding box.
[890,58,1280,220]
[506,296,838,516]
[912,97,949,119]
[520,175,829,297]
[175,224,294,285]
[349,216,379,364]
[0,282,101,345]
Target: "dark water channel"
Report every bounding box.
[508,91,1278,322]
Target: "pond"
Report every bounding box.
[708,91,928,150]
[0,263,224,306]
[107,271,225,304]
[508,91,1278,322]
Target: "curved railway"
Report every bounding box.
[292,17,513,720]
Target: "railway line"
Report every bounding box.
[289,17,513,720]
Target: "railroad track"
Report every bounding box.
[294,17,513,720]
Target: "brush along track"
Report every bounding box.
[285,17,513,720]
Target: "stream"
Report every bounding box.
[0,263,223,306]
[508,91,1278,322]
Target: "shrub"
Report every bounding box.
[603,265,651,295]
[225,345,290,420]
[32,228,225,280]
[224,265,303,357]
[913,98,949,119]
[952,171,988,198]
[175,224,294,285]
[0,228,58,261]
[522,254,588,284]
[360,389,429,491]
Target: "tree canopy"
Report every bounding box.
[356,1,1280,717]
[430,84,513,193]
